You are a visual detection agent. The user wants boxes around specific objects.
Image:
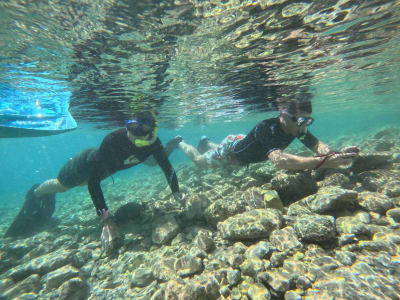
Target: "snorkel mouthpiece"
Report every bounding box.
[134,127,158,147]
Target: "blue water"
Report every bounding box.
[1,0,400,207]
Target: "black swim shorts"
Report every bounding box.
[57,148,97,188]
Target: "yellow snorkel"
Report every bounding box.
[134,126,158,147]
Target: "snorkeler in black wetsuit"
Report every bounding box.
[178,99,359,170]
[5,111,184,251]
[230,117,318,164]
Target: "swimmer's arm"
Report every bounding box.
[299,131,331,155]
[310,140,331,155]
[268,149,325,171]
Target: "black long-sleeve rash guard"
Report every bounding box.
[231,117,319,164]
[87,128,179,215]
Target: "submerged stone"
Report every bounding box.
[44,265,80,290]
[294,214,336,242]
[271,171,317,205]
[305,186,358,213]
[131,267,154,288]
[245,241,272,259]
[217,209,282,240]
[59,277,89,300]
[174,255,203,277]
[357,192,393,214]
[269,226,302,252]
[3,274,41,299]
[247,283,271,300]
[151,215,180,245]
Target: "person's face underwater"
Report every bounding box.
[126,119,158,147]
[281,110,314,137]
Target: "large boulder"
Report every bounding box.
[271,171,317,205]
[152,215,180,245]
[305,186,358,214]
[294,214,336,242]
[269,226,302,252]
[351,152,393,173]
[204,197,246,226]
[357,192,394,214]
[218,209,282,240]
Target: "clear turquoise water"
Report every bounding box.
[1,0,400,207]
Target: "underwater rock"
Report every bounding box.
[270,251,289,268]
[305,186,358,214]
[151,215,180,245]
[352,152,393,173]
[382,180,400,198]
[174,255,203,277]
[258,270,292,293]
[358,240,396,255]
[189,247,208,259]
[130,267,154,287]
[114,202,144,224]
[7,249,75,282]
[356,170,400,192]
[171,233,187,246]
[374,128,397,140]
[318,172,354,189]
[263,190,285,212]
[269,226,302,252]
[44,265,80,290]
[227,253,245,269]
[217,209,282,240]
[387,208,400,223]
[375,139,394,151]
[287,201,313,216]
[239,258,265,278]
[193,230,214,253]
[204,197,246,226]
[282,259,308,281]
[160,279,186,299]
[335,250,356,266]
[247,282,271,300]
[294,214,336,242]
[310,255,340,272]
[271,171,317,205]
[308,275,371,299]
[336,216,371,237]
[357,192,393,214]
[59,277,90,300]
[151,257,177,282]
[226,269,241,286]
[184,193,210,221]
[338,233,358,247]
[3,274,41,299]
[192,273,221,299]
[282,2,312,18]
[244,241,272,260]
[284,290,302,300]
[240,177,262,190]
[232,242,248,254]
[241,187,266,209]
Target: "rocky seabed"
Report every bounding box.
[1,127,400,300]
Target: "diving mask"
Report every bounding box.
[126,119,157,147]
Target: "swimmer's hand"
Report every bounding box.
[100,210,124,253]
[322,152,358,168]
[341,146,360,155]
[173,192,186,203]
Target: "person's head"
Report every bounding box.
[125,110,158,147]
[279,96,314,137]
